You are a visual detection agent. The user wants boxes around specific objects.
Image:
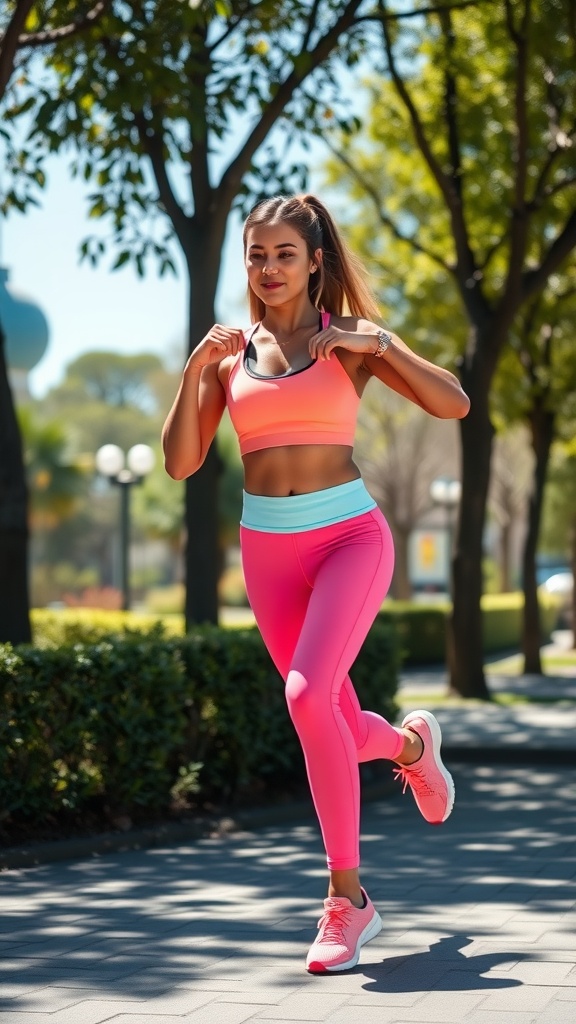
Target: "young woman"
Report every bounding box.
[162,194,470,974]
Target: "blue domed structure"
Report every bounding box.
[0,266,49,401]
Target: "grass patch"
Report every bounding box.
[543,654,576,667]
[493,693,576,707]
[485,652,576,674]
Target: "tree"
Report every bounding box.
[489,257,576,670]
[0,0,112,643]
[0,2,111,100]
[3,0,377,627]
[63,351,165,409]
[322,0,576,697]
[0,324,30,642]
[487,425,534,593]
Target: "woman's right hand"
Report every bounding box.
[187,325,244,371]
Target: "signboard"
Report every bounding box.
[408,528,449,588]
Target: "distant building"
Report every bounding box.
[0,266,49,402]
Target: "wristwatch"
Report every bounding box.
[373,330,392,358]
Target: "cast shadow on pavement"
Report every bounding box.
[357,934,524,991]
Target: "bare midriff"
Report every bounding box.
[242,444,361,497]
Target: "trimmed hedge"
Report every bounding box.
[30,608,184,648]
[0,621,399,831]
[379,592,562,665]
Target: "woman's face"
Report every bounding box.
[245,221,321,307]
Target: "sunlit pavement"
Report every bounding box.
[1,764,575,1023]
[398,632,576,761]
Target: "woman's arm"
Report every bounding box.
[308,317,470,420]
[162,325,243,479]
[363,332,470,420]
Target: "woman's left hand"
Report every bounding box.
[308,323,380,361]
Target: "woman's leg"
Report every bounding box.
[284,510,396,872]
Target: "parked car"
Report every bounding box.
[539,571,574,628]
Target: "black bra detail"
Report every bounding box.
[244,342,315,380]
[243,312,323,380]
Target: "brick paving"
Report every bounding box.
[1,762,575,1023]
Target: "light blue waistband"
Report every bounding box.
[240,479,377,533]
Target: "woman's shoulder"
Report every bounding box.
[328,314,379,333]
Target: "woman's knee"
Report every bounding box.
[285,670,326,725]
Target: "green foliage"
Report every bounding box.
[1,618,400,829]
[540,437,576,558]
[321,0,576,358]
[30,608,184,648]
[1,1,375,272]
[380,593,562,665]
[63,351,166,410]
[379,602,451,666]
[17,408,88,527]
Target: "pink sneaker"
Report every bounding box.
[306,889,382,973]
[393,709,455,824]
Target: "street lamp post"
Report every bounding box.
[95,443,155,611]
[430,476,462,597]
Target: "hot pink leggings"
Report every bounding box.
[240,508,404,870]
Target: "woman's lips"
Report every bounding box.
[262,282,283,289]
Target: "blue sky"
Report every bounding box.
[1,151,251,397]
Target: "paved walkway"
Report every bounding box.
[1,763,575,1023]
[397,632,576,759]
[2,631,574,1021]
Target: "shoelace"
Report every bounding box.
[393,764,435,796]
[317,900,354,943]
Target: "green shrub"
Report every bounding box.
[0,619,399,833]
[31,608,184,648]
[379,592,563,665]
[378,602,449,664]
[144,585,185,616]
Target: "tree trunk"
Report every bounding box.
[0,326,31,645]
[182,216,228,628]
[500,520,512,593]
[521,403,555,674]
[391,525,411,600]
[447,342,494,700]
[565,516,569,651]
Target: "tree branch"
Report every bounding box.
[378,0,488,324]
[208,0,262,54]
[501,0,531,304]
[529,120,576,211]
[521,208,576,304]
[133,110,191,248]
[218,0,365,207]
[10,1,112,49]
[302,0,323,51]
[324,137,453,273]
[0,0,34,101]
[438,5,462,201]
[359,0,499,25]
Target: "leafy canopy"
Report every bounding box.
[2,0,374,274]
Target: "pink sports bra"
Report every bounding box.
[225,312,361,456]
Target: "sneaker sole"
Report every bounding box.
[306,909,383,974]
[402,709,455,823]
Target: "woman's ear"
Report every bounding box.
[310,247,323,274]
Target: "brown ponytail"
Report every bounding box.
[243,193,382,323]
